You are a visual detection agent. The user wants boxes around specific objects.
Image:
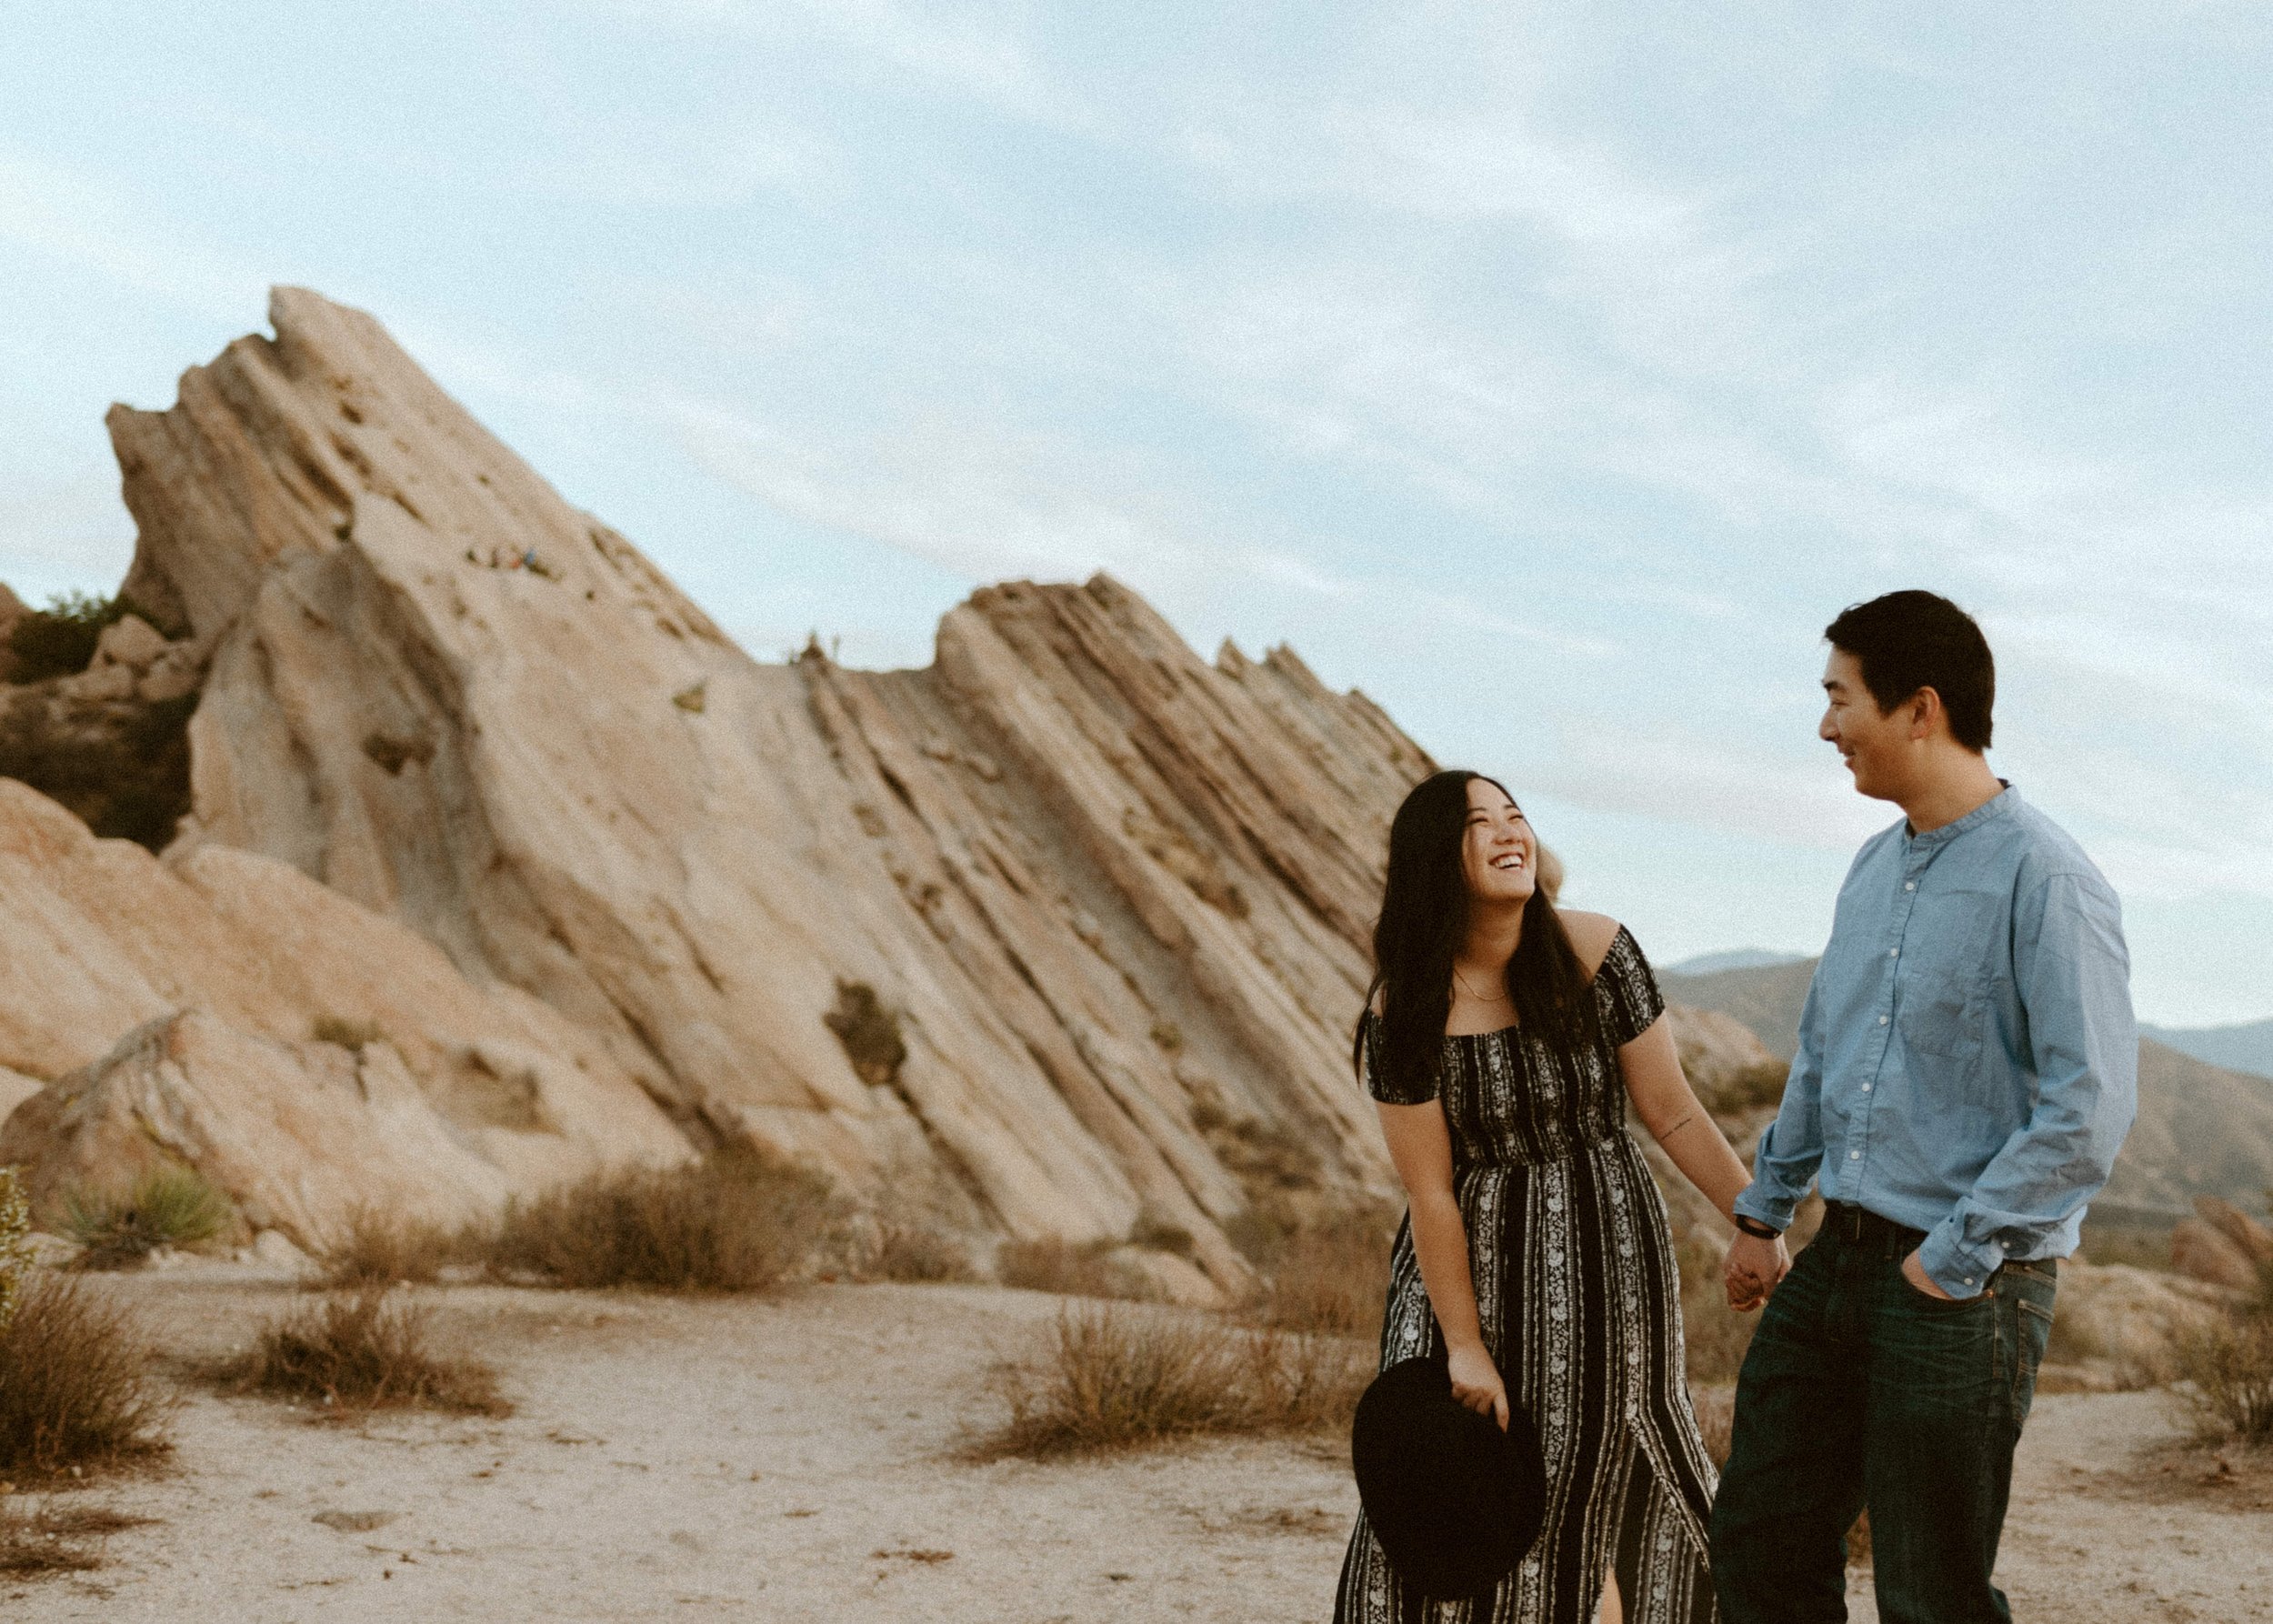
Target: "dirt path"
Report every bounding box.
[11,1265,2268,1621]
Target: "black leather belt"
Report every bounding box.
[1821,1199,1927,1252]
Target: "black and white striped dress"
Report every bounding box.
[1335,927,1718,1624]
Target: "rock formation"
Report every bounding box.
[0,777,688,1248]
[4,290,1464,1285]
[0,289,1821,1283]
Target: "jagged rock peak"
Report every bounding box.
[20,288,1465,1288]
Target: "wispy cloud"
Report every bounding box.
[0,145,261,316]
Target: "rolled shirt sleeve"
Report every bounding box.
[1914,872,2138,1296]
[1734,970,1828,1233]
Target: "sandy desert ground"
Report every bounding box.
[8,1260,2270,1623]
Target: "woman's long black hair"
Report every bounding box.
[1355,768,1594,1100]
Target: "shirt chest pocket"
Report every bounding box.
[1895,892,2004,1065]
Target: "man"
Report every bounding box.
[1709,590,2138,1623]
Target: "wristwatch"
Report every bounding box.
[1732,1214,1782,1240]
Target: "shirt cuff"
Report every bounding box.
[1732,1183,1796,1234]
[1916,1219,2001,1298]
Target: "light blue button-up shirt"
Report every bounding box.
[1734,786,2138,1297]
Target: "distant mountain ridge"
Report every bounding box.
[1666,949,1813,977]
[2142,1018,2273,1083]
[1662,957,2273,1225]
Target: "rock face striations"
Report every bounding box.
[3,289,1447,1284]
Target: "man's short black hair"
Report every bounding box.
[1825,591,1995,753]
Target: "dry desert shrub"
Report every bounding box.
[231,1288,508,1416]
[859,1218,977,1284]
[0,1500,155,1578]
[0,1168,33,1333]
[976,1301,1371,1459]
[0,1272,170,1481]
[996,1237,1155,1300]
[2171,1307,2273,1447]
[59,1163,236,1269]
[1695,1059,1790,1118]
[1238,1203,1398,1337]
[484,1149,836,1293]
[315,1206,470,1289]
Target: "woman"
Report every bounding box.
[1335,771,1786,1624]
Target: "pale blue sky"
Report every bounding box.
[4,4,2269,1025]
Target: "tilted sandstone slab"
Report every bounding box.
[0,777,690,1220]
[107,289,1457,1285]
[1,1011,509,1252]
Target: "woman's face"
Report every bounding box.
[1459,777,1537,908]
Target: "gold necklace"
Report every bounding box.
[1453,966,1510,1004]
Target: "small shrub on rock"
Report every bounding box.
[0,1273,170,1480]
[60,1164,236,1269]
[310,1015,387,1053]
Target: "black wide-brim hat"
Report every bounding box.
[1352,1354,1548,1603]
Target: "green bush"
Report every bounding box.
[61,1164,237,1268]
[6,592,130,684]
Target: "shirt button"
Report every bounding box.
[1905,881,1917,892]
[1878,1015,1889,1025]
[1964,1278,1976,1286]
[1849,1150,1861,1160]
[1888,947,1899,957]
[1861,1083,1872,1092]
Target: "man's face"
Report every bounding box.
[1819,648,1912,802]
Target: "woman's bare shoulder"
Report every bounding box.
[1557,909,1623,977]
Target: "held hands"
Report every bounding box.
[1722,1230,1790,1312]
[1446,1340,1511,1433]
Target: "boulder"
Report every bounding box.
[0,1012,509,1253]
[0,776,691,1229]
[92,613,166,673]
[0,1065,42,1130]
[102,289,1442,1287]
[1667,1004,1784,1121]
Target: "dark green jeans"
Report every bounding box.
[1708,1225,2057,1623]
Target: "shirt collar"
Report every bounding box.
[1905,779,2016,851]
